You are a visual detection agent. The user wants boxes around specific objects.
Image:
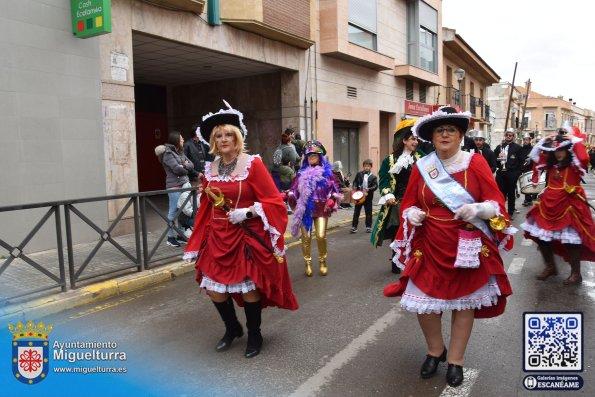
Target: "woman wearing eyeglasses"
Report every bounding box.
[384,106,515,387]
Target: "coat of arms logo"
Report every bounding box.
[426,164,439,179]
[9,321,53,385]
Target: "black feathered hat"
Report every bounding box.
[197,100,247,146]
[412,106,471,141]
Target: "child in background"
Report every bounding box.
[350,159,378,233]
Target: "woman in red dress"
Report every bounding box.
[383,106,515,387]
[521,129,595,284]
[184,101,298,359]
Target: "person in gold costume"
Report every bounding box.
[288,140,342,276]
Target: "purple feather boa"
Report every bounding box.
[291,166,326,237]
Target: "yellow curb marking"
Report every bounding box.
[68,284,168,320]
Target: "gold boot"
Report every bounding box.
[305,259,313,277]
[319,258,327,276]
[314,217,328,276]
[301,227,313,277]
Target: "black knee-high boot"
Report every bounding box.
[243,300,263,358]
[212,297,244,352]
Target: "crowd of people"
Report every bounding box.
[151,101,592,388]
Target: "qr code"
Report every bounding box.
[524,312,582,371]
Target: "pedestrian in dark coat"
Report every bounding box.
[472,130,497,173]
[494,128,523,217]
[517,133,536,206]
[183,123,214,183]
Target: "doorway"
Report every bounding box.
[333,122,360,178]
[135,84,168,192]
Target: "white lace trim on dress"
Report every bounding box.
[200,275,257,294]
[253,201,286,256]
[205,154,259,182]
[391,206,421,270]
[520,218,582,244]
[400,276,501,314]
[454,232,482,268]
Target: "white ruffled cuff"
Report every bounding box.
[253,202,286,257]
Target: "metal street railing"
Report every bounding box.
[0,186,197,303]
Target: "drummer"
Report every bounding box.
[350,159,378,233]
[518,133,535,206]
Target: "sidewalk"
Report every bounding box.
[0,203,378,322]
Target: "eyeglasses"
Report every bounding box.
[434,126,458,135]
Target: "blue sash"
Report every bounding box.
[416,152,494,241]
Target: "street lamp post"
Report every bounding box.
[454,67,465,108]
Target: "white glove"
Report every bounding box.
[408,209,426,226]
[453,202,496,222]
[453,204,479,222]
[228,208,250,224]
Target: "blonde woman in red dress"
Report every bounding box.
[521,128,595,284]
[384,107,515,387]
[184,102,298,359]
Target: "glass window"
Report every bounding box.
[419,83,426,103]
[348,23,377,51]
[406,80,414,100]
[348,0,377,51]
[407,0,438,73]
[545,112,556,129]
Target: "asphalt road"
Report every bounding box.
[35,208,595,397]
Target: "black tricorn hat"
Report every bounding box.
[197,100,247,145]
[412,106,471,141]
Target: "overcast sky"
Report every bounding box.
[442,0,594,111]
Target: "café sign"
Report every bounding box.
[71,0,111,38]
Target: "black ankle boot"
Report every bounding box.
[446,363,464,387]
[244,301,263,358]
[213,298,243,352]
[420,347,447,378]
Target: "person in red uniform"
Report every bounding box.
[521,128,595,284]
[383,106,515,387]
[184,101,298,359]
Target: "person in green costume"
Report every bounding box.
[370,118,425,273]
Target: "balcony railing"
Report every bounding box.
[469,96,478,117]
[450,88,462,108]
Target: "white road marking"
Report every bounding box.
[288,306,402,397]
[439,368,480,397]
[521,238,533,246]
[507,257,526,274]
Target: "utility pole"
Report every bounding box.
[504,62,517,132]
[520,79,531,131]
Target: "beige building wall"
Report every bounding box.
[1,0,107,251]
[99,0,308,221]
[313,0,442,173]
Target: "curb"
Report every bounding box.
[0,210,376,323]
[0,262,194,323]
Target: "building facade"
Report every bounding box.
[4,0,509,251]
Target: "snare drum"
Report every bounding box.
[519,171,546,194]
[351,190,366,205]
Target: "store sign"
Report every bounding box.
[404,100,434,116]
[71,0,111,38]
